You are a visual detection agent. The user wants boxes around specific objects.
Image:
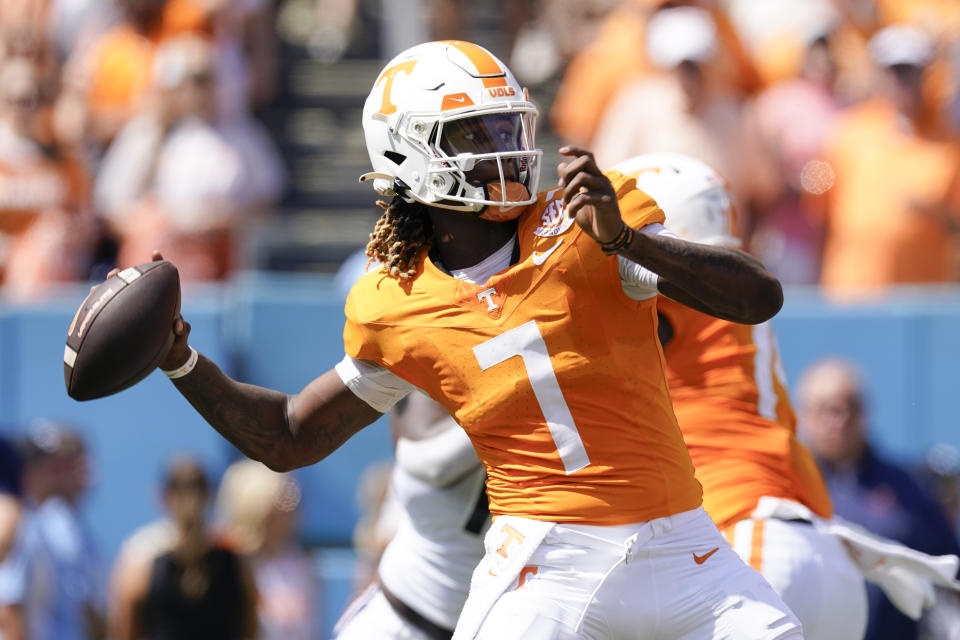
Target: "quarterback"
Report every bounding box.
[153,41,801,639]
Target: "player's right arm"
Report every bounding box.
[160,318,382,473]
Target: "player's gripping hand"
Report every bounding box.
[557,146,623,245]
[100,251,191,372]
[148,251,192,371]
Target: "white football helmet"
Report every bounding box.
[611,153,740,247]
[360,41,541,215]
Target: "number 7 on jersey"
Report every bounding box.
[473,320,591,474]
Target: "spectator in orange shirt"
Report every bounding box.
[58,0,212,148]
[817,24,960,296]
[550,0,760,147]
[67,0,168,146]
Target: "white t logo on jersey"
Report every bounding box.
[477,288,498,311]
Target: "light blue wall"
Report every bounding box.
[0,274,395,568]
[772,287,960,459]
[3,278,960,637]
[1,292,237,562]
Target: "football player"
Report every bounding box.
[152,41,802,639]
[614,153,867,640]
[332,392,486,640]
[615,152,960,639]
[330,257,487,640]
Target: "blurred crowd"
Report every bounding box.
[532,0,960,297]
[0,0,285,301]
[796,359,960,639]
[0,0,957,301]
[0,0,957,300]
[0,423,321,640]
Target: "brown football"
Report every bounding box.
[64,261,180,401]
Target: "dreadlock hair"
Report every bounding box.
[366,196,434,279]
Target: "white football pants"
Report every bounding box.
[725,517,868,640]
[460,507,804,640]
[333,584,450,640]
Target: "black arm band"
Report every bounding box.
[600,223,634,255]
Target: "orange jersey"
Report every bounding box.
[344,172,702,525]
[657,297,832,530]
[819,100,960,294]
[85,24,156,118]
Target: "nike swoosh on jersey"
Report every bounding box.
[532,239,563,266]
[693,547,719,564]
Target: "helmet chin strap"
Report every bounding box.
[479,181,531,222]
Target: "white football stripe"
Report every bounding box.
[117,267,141,284]
[64,345,77,368]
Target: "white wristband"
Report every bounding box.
[162,347,198,379]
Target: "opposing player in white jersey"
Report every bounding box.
[613,152,960,640]
[333,387,487,639]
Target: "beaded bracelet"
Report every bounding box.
[600,223,634,255]
[161,347,199,379]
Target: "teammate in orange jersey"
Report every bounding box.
[612,153,868,639]
[144,41,801,639]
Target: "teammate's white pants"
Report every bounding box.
[460,507,803,640]
[333,583,452,640]
[725,517,868,640]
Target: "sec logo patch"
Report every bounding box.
[534,197,574,238]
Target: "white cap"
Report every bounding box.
[646,7,718,69]
[800,1,840,45]
[868,24,934,68]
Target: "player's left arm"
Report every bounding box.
[622,232,782,324]
[559,146,782,324]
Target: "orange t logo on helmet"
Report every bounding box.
[375,60,417,116]
[361,40,541,212]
